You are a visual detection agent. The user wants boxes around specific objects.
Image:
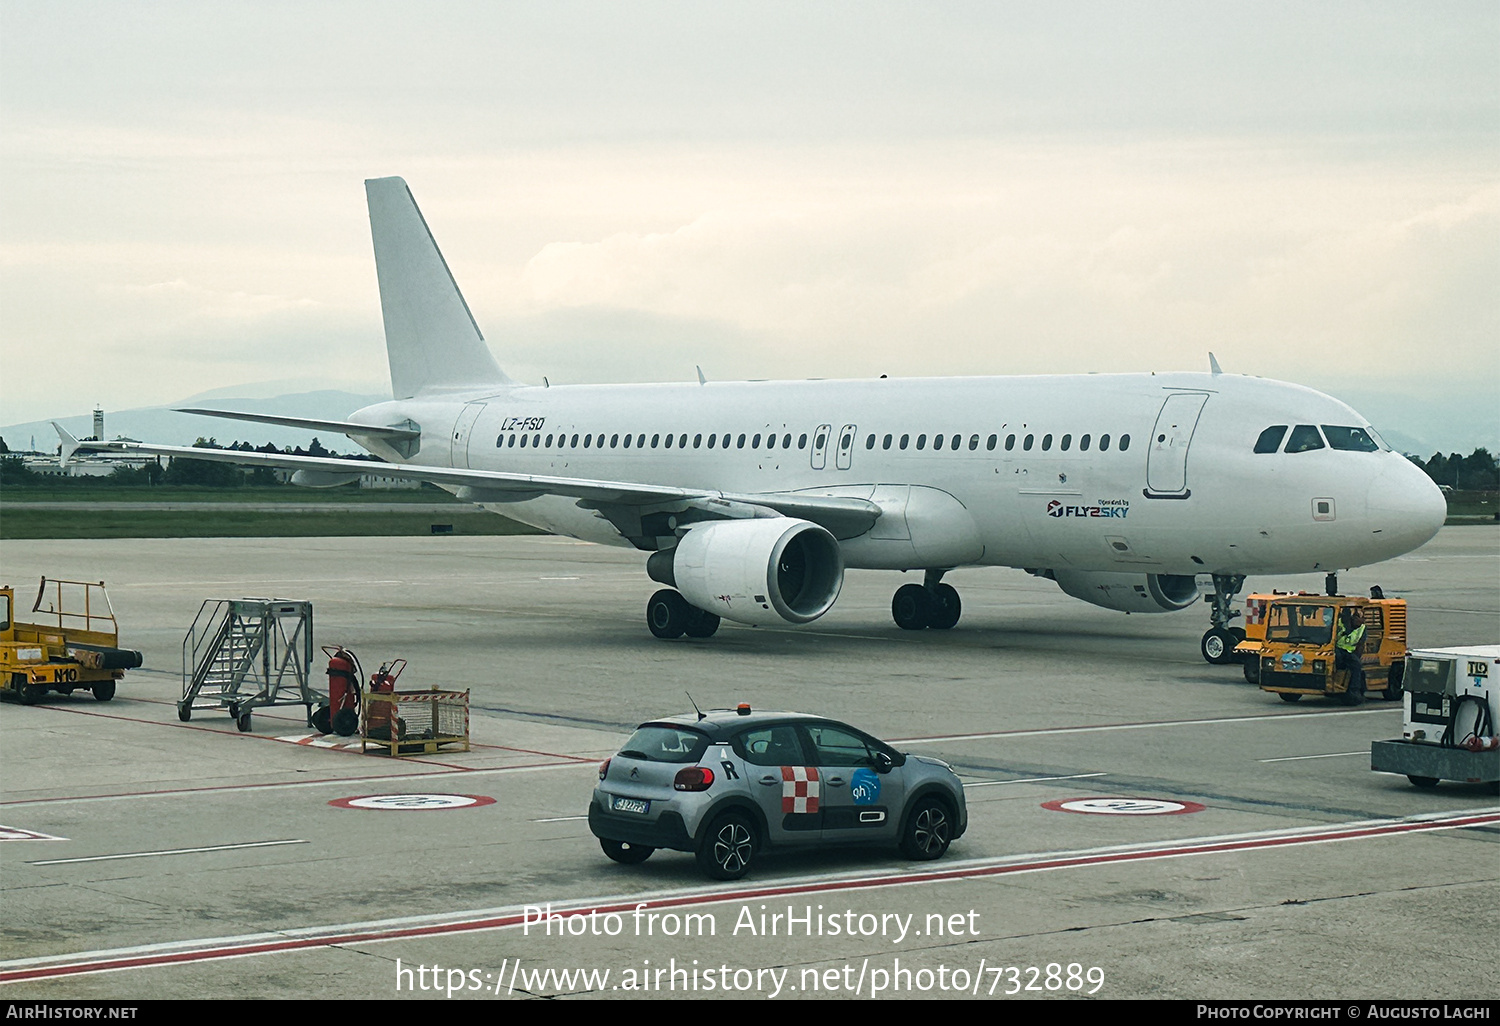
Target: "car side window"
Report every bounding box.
[801,723,878,767]
[733,725,808,766]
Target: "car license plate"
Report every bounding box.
[612,797,650,815]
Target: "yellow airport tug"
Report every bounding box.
[0,578,142,705]
[1255,593,1407,705]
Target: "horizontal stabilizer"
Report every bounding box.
[175,408,420,442]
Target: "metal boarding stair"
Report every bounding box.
[179,599,319,732]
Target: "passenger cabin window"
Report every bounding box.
[1023,434,1033,451]
[932,434,943,450]
[1254,426,1288,454]
[1005,434,1015,451]
[986,434,997,450]
[1285,425,1326,453]
[1061,434,1071,451]
[1041,433,1052,451]
[916,434,927,450]
[900,434,909,450]
[1120,434,1130,451]
[1322,426,1379,452]
[1080,434,1091,451]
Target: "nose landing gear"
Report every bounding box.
[1201,573,1247,665]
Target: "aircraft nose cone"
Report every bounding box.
[1366,458,1446,552]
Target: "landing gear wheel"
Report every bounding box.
[928,584,961,630]
[892,584,931,631]
[91,681,115,702]
[311,706,332,734]
[1278,692,1303,703]
[696,812,756,880]
[647,589,688,639]
[178,703,192,722]
[236,712,252,733]
[683,606,721,639]
[1384,663,1405,702]
[600,838,655,864]
[1201,628,1238,665]
[900,797,954,860]
[1407,775,1440,789]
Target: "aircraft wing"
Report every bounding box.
[60,433,882,537]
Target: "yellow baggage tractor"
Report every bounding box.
[0,578,142,705]
[1255,594,1407,705]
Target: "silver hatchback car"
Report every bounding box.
[588,705,967,879]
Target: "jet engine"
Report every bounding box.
[1043,570,1200,613]
[647,518,844,626]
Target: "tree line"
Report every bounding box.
[0,436,381,489]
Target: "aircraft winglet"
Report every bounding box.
[52,422,80,465]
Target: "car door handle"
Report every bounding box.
[826,776,846,786]
[758,775,780,785]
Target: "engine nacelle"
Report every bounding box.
[1045,570,1200,613]
[649,518,844,626]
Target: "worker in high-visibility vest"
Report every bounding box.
[1335,607,1367,699]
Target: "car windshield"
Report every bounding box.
[1266,604,1334,645]
[617,725,710,763]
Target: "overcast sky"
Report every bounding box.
[2,1,1496,452]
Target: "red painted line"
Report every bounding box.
[4,810,1495,984]
[0,761,581,808]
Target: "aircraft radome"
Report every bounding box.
[60,177,1447,659]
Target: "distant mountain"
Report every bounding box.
[2,390,389,453]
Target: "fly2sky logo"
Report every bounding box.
[1046,499,1130,519]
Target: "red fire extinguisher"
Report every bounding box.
[364,659,407,742]
[315,646,363,736]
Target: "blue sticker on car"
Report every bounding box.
[851,767,881,805]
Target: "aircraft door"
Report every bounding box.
[811,423,832,470]
[835,424,857,470]
[1145,392,1209,498]
[450,401,487,469]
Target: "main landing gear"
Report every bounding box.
[891,570,961,631]
[646,589,721,639]
[1200,572,1247,665]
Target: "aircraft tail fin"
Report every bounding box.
[365,177,512,398]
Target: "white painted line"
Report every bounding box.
[965,772,1108,788]
[1258,751,1369,763]
[533,815,589,823]
[4,806,1495,984]
[898,707,1396,745]
[27,839,309,866]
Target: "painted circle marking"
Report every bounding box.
[329,794,496,811]
[1042,797,1205,816]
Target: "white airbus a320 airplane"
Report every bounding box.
[61,177,1447,659]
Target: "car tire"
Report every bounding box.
[1384,662,1404,701]
[696,811,756,880]
[1242,659,1260,685]
[1407,775,1440,789]
[900,796,954,860]
[600,838,655,864]
[1277,692,1302,703]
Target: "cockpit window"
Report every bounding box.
[1321,426,1379,452]
[1285,425,1326,453]
[1254,426,1288,454]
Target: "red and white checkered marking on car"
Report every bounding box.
[781,765,820,813]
